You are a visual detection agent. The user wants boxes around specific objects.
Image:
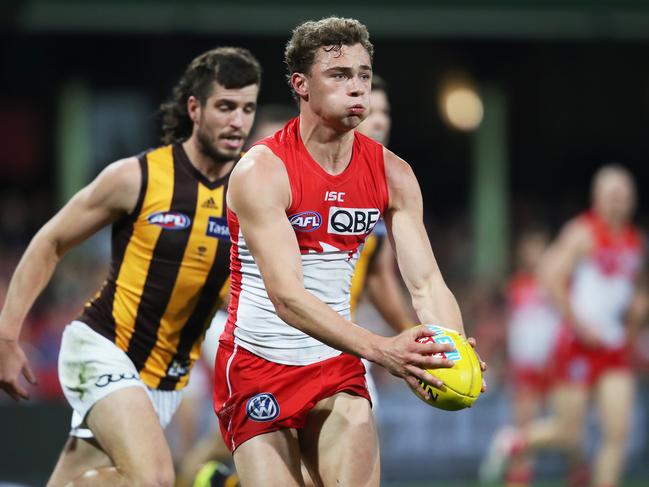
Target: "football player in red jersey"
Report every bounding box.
[480,228,561,487]
[481,165,648,487]
[214,17,484,486]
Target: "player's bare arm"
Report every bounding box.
[365,241,413,332]
[0,157,141,400]
[382,148,464,335]
[625,242,649,345]
[537,219,600,345]
[228,145,454,397]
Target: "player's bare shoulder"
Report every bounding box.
[88,156,142,215]
[382,147,414,182]
[557,216,594,255]
[382,147,421,210]
[228,145,291,212]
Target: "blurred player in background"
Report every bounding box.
[0,47,260,487]
[215,16,478,486]
[245,104,299,150]
[482,165,648,487]
[480,228,561,487]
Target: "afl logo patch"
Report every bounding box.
[147,211,191,230]
[246,393,280,422]
[289,211,322,232]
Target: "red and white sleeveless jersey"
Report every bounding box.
[570,211,645,348]
[507,272,561,368]
[224,118,390,365]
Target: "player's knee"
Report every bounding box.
[603,422,629,446]
[128,461,175,487]
[555,424,582,451]
[560,432,582,453]
[555,416,583,444]
[132,472,175,487]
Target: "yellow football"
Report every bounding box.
[412,324,482,411]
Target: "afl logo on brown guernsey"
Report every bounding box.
[147,211,191,230]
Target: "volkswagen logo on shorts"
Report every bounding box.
[246,392,280,422]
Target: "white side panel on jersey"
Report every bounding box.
[201,309,228,366]
[507,305,561,367]
[233,232,359,365]
[570,260,635,347]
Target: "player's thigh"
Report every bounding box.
[549,382,589,439]
[301,392,379,487]
[86,385,175,482]
[47,436,112,487]
[595,369,635,440]
[233,428,304,487]
[512,389,543,427]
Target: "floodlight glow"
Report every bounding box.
[442,86,484,131]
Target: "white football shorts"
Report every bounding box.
[58,321,183,439]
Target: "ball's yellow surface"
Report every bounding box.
[413,324,482,411]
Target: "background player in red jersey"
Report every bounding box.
[216,17,483,486]
[480,228,562,487]
[0,47,260,487]
[481,165,648,487]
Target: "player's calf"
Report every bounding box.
[55,463,174,487]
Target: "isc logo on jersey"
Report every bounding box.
[289,211,322,232]
[147,211,191,230]
[327,207,380,235]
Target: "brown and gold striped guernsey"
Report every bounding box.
[349,232,385,317]
[80,144,232,390]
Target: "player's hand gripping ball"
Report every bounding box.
[412,324,482,411]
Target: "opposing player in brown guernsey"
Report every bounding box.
[0,47,261,487]
[80,143,233,391]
